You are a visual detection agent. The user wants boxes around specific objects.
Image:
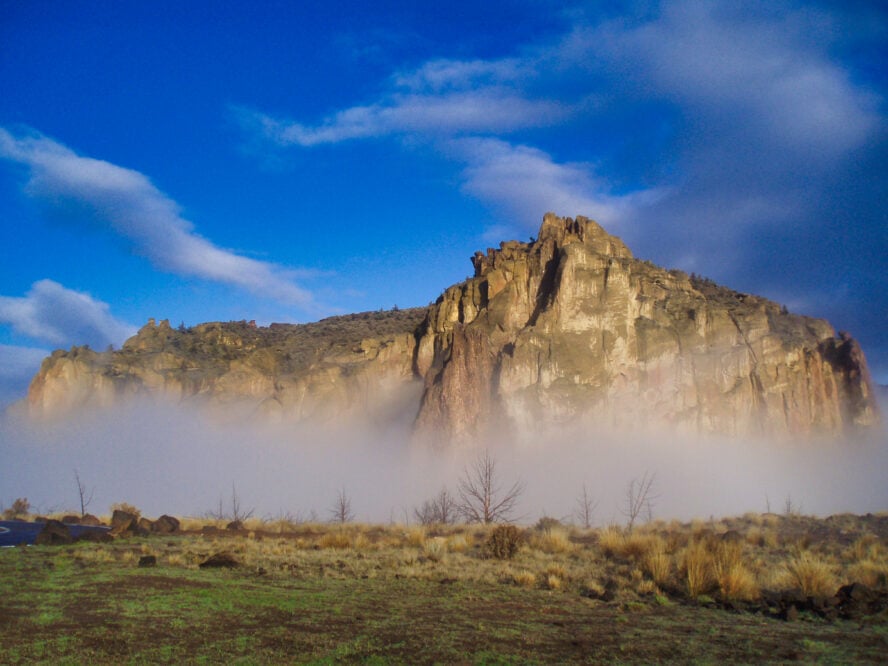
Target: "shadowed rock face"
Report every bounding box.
[26,214,880,444]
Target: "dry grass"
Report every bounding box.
[545,574,563,590]
[784,550,837,597]
[527,527,573,554]
[44,511,886,611]
[597,525,625,557]
[512,570,537,588]
[642,540,672,586]
[318,531,353,550]
[405,527,427,548]
[683,540,714,598]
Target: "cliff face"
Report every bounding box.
[414,213,879,442]
[27,310,425,425]
[26,214,880,442]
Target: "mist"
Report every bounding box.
[1,398,885,524]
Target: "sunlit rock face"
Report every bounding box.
[27,214,880,444]
[27,313,424,425]
[414,213,880,443]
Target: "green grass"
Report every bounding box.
[1,530,886,664]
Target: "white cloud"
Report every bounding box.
[0,279,136,348]
[234,90,568,147]
[455,138,665,230]
[572,2,880,158]
[392,57,529,92]
[0,127,316,306]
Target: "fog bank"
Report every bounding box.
[1,399,885,524]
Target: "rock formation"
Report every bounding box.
[414,214,880,443]
[25,214,880,444]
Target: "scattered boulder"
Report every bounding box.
[80,514,103,526]
[199,552,240,569]
[836,583,888,619]
[152,515,180,534]
[226,520,244,531]
[759,583,888,622]
[61,514,81,524]
[110,509,138,536]
[137,517,155,535]
[138,555,157,568]
[34,519,73,546]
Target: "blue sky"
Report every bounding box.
[0,0,886,408]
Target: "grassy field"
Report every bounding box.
[1,514,886,664]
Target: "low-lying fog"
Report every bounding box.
[1,399,886,524]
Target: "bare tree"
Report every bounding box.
[205,483,254,523]
[414,487,458,526]
[574,483,598,529]
[74,469,94,518]
[456,450,525,524]
[329,488,355,524]
[783,495,802,517]
[229,483,255,523]
[622,471,657,532]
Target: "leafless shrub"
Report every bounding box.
[329,488,355,524]
[783,495,802,517]
[414,487,458,526]
[622,471,658,532]
[456,450,524,524]
[574,484,598,529]
[205,483,255,523]
[74,469,94,518]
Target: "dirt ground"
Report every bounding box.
[1,515,886,663]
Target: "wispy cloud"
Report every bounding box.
[572,2,880,158]
[233,90,568,147]
[0,127,316,307]
[455,138,665,230]
[0,279,135,348]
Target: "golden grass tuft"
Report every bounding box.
[512,570,537,588]
[318,531,353,550]
[847,559,888,588]
[642,540,672,586]
[621,533,660,561]
[446,534,471,553]
[423,537,447,562]
[784,550,837,597]
[405,527,427,548]
[545,563,567,580]
[597,525,625,557]
[848,534,883,562]
[683,540,714,598]
[166,553,185,567]
[545,574,563,591]
[711,541,759,600]
[529,527,573,554]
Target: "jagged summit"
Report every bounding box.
[26,214,880,444]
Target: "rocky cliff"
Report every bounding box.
[26,214,880,443]
[27,310,425,425]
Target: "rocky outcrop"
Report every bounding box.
[27,310,426,424]
[414,213,879,443]
[25,214,880,444]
